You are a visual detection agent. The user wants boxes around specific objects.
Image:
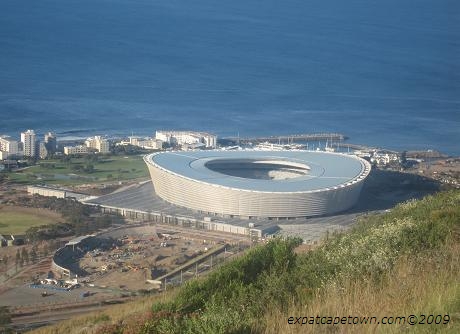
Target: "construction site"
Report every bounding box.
[62,224,248,291]
[42,222,250,291]
[0,223,250,331]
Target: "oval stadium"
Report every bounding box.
[144,150,371,219]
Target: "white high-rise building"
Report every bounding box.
[21,130,38,158]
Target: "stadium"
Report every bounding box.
[144,151,371,219]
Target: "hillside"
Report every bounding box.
[27,190,459,334]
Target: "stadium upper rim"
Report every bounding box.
[144,150,371,194]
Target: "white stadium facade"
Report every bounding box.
[144,150,371,219]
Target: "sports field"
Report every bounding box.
[0,206,62,234]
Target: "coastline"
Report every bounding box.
[2,127,458,157]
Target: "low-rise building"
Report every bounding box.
[27,185,88,200]
[155,130,216,149]
[64,145,89,155]
[355,149,400,167]
[370,152,399,166]
[127,136,162,149]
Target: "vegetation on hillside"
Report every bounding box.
[30,190,459,334]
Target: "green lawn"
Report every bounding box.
[0,207,61,234]
[5,155,150,186]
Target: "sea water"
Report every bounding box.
[0,0,459,154]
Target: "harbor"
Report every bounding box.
[223,132,346,144]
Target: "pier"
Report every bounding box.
[223,133,347,144]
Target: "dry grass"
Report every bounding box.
[27,243,460,334]
[264,244,460,334]
[30,290,178,334]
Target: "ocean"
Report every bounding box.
[0,0,459,154]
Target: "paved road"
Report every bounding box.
[278,212,362,243]
[11,303,114,332]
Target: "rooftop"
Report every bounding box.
[147,150,370,193]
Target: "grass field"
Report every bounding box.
[0,206,62,234]
[5,155,150,186]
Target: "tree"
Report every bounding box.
[40,163,56,169]
[48,240,58,252]
[71,164,82,172]
[21,248,29,266]
[2,255,8,268]
[84,163,94,173]
[30,246,38,264]
[42,243,49,257]
[15,249,20,270]
[85,154,99,163]
[0,306,12,331]
[26,226,40,243]
[60,156,71,164]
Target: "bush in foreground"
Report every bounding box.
[134,191,459,334]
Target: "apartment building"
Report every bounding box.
[21,129,38,158]
[0,135,21,159]
[85,136,110,153]
[64,145,89,155]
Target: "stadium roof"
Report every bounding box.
[148,150,370,193]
